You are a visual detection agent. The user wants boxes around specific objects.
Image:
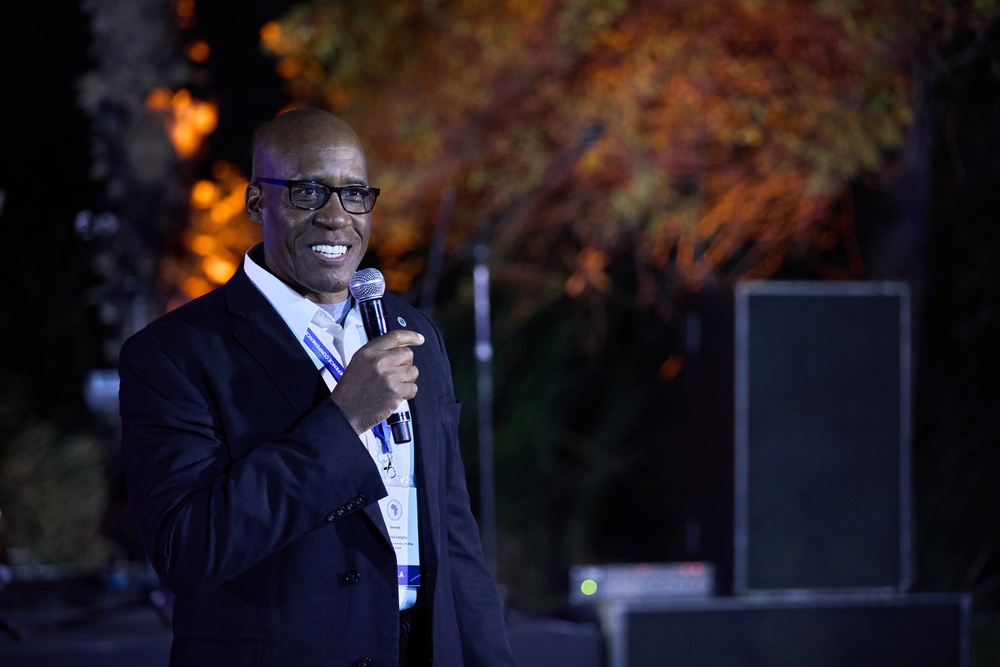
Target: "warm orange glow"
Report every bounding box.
[182,275,212,299]
[259,21,281,45]
[202,255,237,284]
[565,247,612,297]
[145,88,219,159]
[659,354,684,381]
[162,160,260,308]
[186,39,210,63]
[276,57,303,79]
[190,233,216,256]
[173,91,217,158]
[190,180,218,209]
[145,88,172,111]
[211,160,243,181]
[174,0,195,28]
[209,189,248,225]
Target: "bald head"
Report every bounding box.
[251,108,366,181]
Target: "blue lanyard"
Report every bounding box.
[304,327,392,454]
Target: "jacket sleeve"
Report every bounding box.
[445,431,517,666]
[118,330,387,599]
[423,318,517,666]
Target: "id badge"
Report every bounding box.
[380,485,421,588]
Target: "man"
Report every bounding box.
[119,108,515,666]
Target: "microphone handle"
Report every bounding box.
[358,298,413,443]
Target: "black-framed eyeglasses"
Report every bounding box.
[256,178,380,214]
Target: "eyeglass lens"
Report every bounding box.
[288,183,377,213]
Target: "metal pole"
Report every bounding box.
[472,243,497,574]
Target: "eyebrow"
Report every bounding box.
[294,177,370,187]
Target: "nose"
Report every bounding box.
[313,192,352,229]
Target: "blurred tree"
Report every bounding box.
[77,0,214,360]
[259,0,919,302]
[0,422,111,567]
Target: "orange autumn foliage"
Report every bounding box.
[257,0,921,300]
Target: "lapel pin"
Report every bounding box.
[397,316,407,327]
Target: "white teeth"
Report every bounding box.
[312,244,347,258]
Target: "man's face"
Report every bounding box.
[246,118,372,304]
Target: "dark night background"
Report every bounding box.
[1,1,999,664]
[1,1,292,416]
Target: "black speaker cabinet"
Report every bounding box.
[599,593,969,667]
[679,281,912,594]
[507,612,604,667]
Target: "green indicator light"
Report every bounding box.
[580,579,598,596]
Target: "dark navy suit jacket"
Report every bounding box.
[119,254,514,666]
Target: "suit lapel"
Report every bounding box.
[225,265,327,412]
[224,265,393,549]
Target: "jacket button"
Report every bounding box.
[344,569,361,585]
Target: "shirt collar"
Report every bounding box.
[243,246,364,339]
[243,246,326,343]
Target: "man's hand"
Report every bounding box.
[331,329,424,435]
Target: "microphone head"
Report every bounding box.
[349,267,386,302]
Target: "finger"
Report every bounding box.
[380,330,424,348]
[398,364,419,383]
[371,344,415,370]
[401,381,418,401]
[393,345,416,367]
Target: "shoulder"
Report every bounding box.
[130,264,263,340]
[121,267,261,363]
[382,293,433,328]
[127,288,227,348]
[380,292,455,377]
[381,293,444,347]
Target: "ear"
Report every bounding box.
[245,183,264,225]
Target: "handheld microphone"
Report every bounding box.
[349,268,413,443]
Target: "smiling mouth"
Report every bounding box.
[311,244,348,259]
